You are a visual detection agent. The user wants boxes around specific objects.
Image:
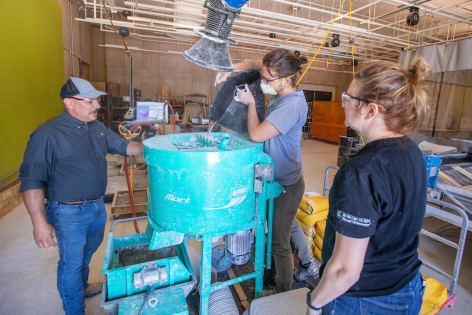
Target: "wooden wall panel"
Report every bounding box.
[311,101,347,142]
[97,32,354,103]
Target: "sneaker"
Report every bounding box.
[84,282,103,298]
[294,260,321,282]
[262,286,279,297]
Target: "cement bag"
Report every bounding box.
[209,70,265,134]
[314,245,322,262]
[314,234,323,250]
[315,220,327,239]
[296,209,329,226]
[420,276,448,315]
[300,195,329,215]
[297,218,315,238]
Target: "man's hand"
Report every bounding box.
[235,84,255,107]
[33,220,57,248]
[23,189,57,249]
[126,141,143,156]
[215,72,231,86]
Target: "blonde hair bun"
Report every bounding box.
[409,57,432,84]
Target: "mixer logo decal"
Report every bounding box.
[202,186,248,210]
[165,194,190,203]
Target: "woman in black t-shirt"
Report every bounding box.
[307,58,431,315]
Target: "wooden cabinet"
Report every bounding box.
[310,101,347,143]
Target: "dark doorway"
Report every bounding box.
[315,91,332,101]
[303,90,314,102]
[303,90,332,102]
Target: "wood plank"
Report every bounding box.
[438,171,462,187]
[111,189,148,215]
[0,180,23,218]
[227,267,251,310]
[452,166,472,181]
[119,164,147,176]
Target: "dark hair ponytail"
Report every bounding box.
[262,49,308,85]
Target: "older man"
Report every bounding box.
[19,78,143,315]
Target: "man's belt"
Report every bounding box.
[59,198,100,205]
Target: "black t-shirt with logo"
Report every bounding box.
[320,136,427,298]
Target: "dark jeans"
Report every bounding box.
[46,197,107,315]
[323,272,426,315]
[272,176,305,292]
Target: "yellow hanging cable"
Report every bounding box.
[405,23,411,68]
[349,0,355,79]
[296,0,347,86]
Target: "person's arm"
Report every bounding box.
[126,141,143,156]
[236,84,280,142]
[307,232,369,314]
[23,189,57,249]
[214,60,263,86]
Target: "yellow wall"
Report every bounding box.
[0,1,64,185]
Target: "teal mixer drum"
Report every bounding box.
[144,132,273,234]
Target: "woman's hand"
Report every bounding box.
[234,84,255,106]
[214,72,231,86]
[306,307,322,315]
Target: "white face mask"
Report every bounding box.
[260,81,277,95]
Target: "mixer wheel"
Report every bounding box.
[211,245,232,273]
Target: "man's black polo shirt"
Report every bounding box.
[19,110,130,202]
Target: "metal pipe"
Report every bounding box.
[209,271,259,292]
[85,0,412,47]
[108,14,398,58]
[266,197,274,269]
[384,0,472,26]
[408,34,472,50]
[99,43,370,73]
[431,70,443,138]
[0,169,20,183]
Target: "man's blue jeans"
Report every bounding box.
[46,198,107,315]
[323,272,426,315]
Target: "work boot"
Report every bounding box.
[84,282,103,298]
[294,259,321,282]
[262,286,279,297]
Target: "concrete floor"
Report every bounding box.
[1,138,471,314]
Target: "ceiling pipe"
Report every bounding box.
[81,16,397,62]
[123,12,397,55]
[142,0,414,44]
[384,0,472,26]
[83,0,405,54]
[82,0,416,58]
[89,17,389,62]
[100,43,358,74]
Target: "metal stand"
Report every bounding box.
[197,177,282,315]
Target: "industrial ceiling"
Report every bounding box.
[78,0,472,65]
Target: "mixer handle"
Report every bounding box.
[110,216,148,234]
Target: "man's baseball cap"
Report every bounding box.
[60,77,107,100]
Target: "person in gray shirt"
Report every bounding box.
[216,49,318,293]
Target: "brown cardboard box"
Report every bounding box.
[107,83,120,96]
[158,86,171,97]
[90,81,106,93]
[119,84,130,96]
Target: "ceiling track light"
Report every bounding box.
[331,34,340,47]
[407,7,420,26]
